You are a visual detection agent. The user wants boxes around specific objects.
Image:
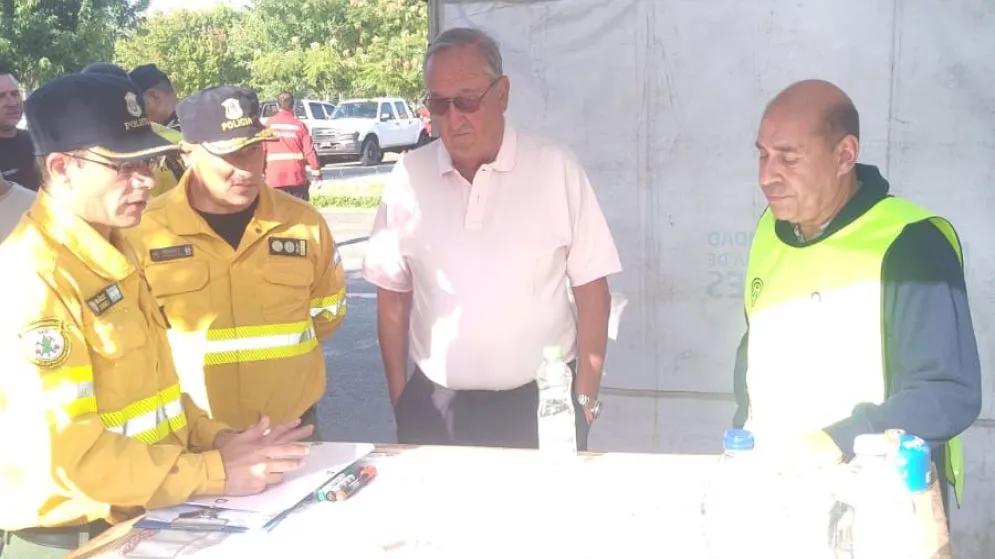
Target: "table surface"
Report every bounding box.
[68,444,951,559]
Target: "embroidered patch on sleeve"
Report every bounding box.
[20,319,71,368]
[269,237,308,257]
[150,244,194,262]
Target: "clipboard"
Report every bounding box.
[138,442,375,533]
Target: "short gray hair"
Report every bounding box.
[423,27,504,82]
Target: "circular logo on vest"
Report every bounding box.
[20,319,71,369]
[749,277,764,308]
[811,291,822,303]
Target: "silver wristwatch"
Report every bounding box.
[576,394,602,420]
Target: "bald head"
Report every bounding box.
[765,79,860,147]
[755,79,861,237]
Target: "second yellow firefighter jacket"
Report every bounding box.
[122,175,347,431]
[150,122,185,198]
[0,191,229,532]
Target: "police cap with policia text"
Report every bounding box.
[25,72,177,161]
[176,85,274,155]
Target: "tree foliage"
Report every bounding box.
[2,0,428,101]
[113,6,249,97]
[0,0,148,88]
[115,0,428,102]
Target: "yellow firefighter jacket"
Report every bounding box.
[122,175,347,431]
[150,123,185,198]
[0,191,229,531]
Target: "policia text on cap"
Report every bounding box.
[0,73,312,558]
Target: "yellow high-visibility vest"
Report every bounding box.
[744,196,965,505]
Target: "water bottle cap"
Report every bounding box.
[853,433,891,456]
[542,346,565,362]
[722,428,754,451]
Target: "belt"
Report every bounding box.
[9,520,110,550]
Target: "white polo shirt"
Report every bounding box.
[0,181,35,242]
[363,125,622,390]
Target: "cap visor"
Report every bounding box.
[89,128,179,162]
[202,129,275,156]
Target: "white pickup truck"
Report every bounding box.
[259,98,336,134]
[313,97,429,166]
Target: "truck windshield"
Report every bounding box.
[331,102,378,119]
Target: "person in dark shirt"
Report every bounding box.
[0,70,40,191]
[735,79,981,515]
[129,64,181,131]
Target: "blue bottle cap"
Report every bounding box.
[722,428,755,451]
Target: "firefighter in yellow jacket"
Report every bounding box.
[149,122,185,197]
[122,85,347,438]
[0,73,312,558]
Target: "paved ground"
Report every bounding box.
[313,208,397,443]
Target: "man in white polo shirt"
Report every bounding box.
[363,27,622,450]
[0,176,34,241]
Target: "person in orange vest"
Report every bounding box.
[0,73,311,559]
[263,91,321,201]
[122,85,346,440]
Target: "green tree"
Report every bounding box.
[113,7,249,97]
[344,0,427,99]
[0,0,148,88]
[236,0,427,101]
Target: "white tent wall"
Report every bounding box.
[431,0,995,554]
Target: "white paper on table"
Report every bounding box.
[184,441,375,514]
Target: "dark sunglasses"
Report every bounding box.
[425,78,501,116]
[67,152,165,176]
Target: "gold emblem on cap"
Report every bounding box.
[222,98,244,120]
[124,92,143,118]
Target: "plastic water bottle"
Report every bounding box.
[701,429,763,558]
[829,433,918,558]
[536,345,577,457]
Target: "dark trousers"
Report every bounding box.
[278,184,310,202]
[1,521,109,558]
[394,365,590,450]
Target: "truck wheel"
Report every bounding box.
[417,130,431,147]
[360,137,383,166]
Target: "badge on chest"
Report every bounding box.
[149,244,194,262]
[269,237,308,257]
[87,283,124,316]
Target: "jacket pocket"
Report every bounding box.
[145,261,211,330]
[261,262,314,322]
[86,308,150,361]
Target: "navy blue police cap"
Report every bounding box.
[81,62,131,81]
[129,64,171,93]
[176,85,274,155]
[25,73,176,162]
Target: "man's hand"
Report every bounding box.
[581,406,594,426]
[217,416,314,496]
[773,431,844,473]
[212,430,237,450]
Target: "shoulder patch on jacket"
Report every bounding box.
[150,244,194,262]
[86,283,125,316]
[20,319,71,368]
[269,237,308,257]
